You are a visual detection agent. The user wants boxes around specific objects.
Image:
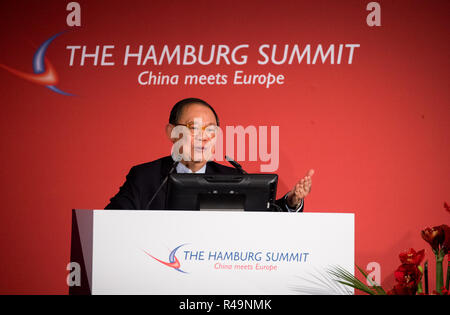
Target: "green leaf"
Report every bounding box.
[356,265,386,295]
[327,265,386,295]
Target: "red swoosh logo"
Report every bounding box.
[143,250,181,269]
[0,57,58,86]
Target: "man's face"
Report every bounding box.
[167,103,218,164]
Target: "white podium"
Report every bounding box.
[70,210,354,295]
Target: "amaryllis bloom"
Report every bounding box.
[394,264,422,292]
[387,283,417,295]
[399,248,425,266]
[441,224,450,254]
[421,226,445,252]
[388,249,425,295]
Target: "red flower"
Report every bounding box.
[387,248,426,295]
[394,264,422,286]
[444,202,450,214]
[421,226,445,252]
[399,248,425,265]
[387,283,417,295]
[442,224,450,254]
[432,287,449,295]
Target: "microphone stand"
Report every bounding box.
[145,160,179,210]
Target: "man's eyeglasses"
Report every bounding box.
[174,122,218,135]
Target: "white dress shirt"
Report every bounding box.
[176,162,207,174]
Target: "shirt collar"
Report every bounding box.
[176,162,207,174]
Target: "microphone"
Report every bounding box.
[225,155,282,212]
[225,155,248,174]
[145,158,180,210]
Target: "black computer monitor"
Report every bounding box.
[166,174,278,211]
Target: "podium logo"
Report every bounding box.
[143,244,189,273]
[0,32,75,96]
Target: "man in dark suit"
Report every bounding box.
[105,98,314,211]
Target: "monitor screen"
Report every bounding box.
[166,174,278,211]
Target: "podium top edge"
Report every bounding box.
[73,209,355,215]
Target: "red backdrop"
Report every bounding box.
[0,0,448,294]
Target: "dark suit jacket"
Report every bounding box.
[105,156,303,212]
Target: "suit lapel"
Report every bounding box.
[206,161,220,174]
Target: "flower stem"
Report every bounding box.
[436,252,444,294]
[446,260,449,291]
[417,265,424,294]
[424,261,429,294]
